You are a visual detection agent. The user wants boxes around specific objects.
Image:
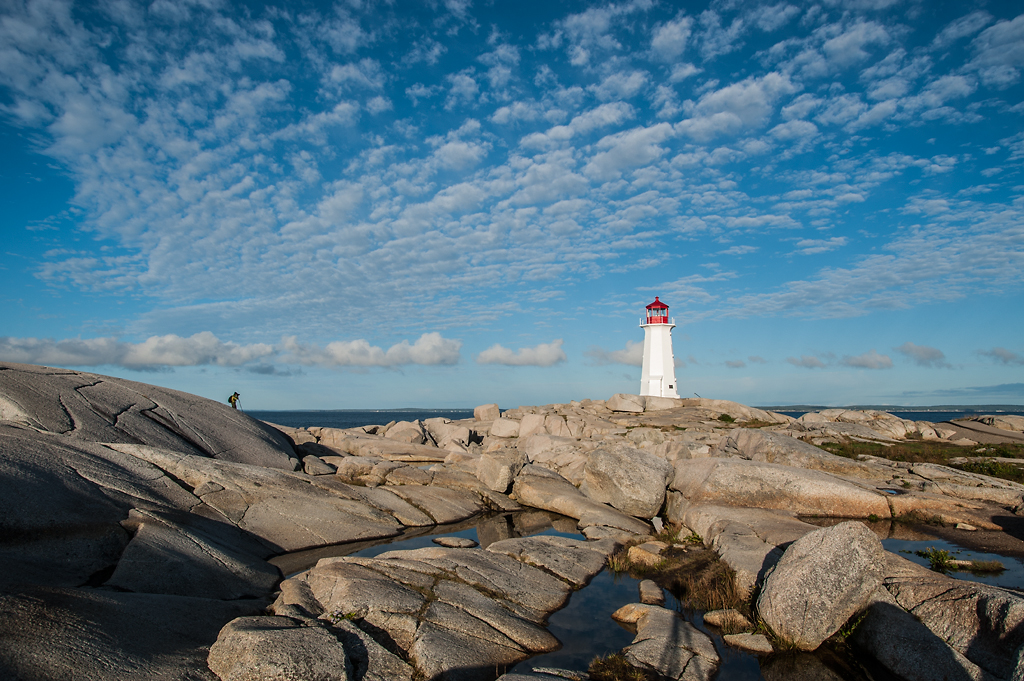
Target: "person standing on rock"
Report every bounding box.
[228,392,240,409]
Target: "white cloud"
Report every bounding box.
[0,333,274,369]
[970,15,1024,87]
[282,333,461,367]
[749,4,800,33]
[591,70,650,101]
[794,236,847,255]
[725,359,746,368]
[822,22,890,69]
[585,340,644,366]
[366,96,393,114]
[584,123,675,181]
[841,349,893,369]
[932,11,993,50]
[445,70,480,109]
[697,10,746,60]
[651,15,693,62]
[894,342,950,368]
[477,339,567,366]
[677,72,799,141]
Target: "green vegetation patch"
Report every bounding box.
[952,459,1024,484]
[818,439,1024,484]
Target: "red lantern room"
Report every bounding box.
[645,296,669,324]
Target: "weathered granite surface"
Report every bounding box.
[4,365,1023,681]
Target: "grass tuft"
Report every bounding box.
[589,653,657,681]
[967,560,1005,574]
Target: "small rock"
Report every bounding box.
[639,579,665,606]
[433,536,479,548]
[723,633,774,654]
[627,545,664,568]
[303,455,335,476]
[490,417,521,438]
[607,394,646,413]
[955,522,977,531]
[703,609,753,632]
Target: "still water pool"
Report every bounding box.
[272,513,1024,680]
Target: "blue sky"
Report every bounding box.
[2,0,1023,409]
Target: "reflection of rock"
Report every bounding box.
[757,521,884,650]
[760,652,846,681]
[476,514,515,548]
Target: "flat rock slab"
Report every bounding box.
[702,609,752,632]
[617,604,720,681]
[386,484,485,524]
[271,542,586,681]
[486,535,610,587]
[511,467,651,535]
[639,579,665,606]
[110,445,403,552]
[105,508,279,600]
[672,458,891,519]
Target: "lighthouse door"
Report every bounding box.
[648,378,662,396]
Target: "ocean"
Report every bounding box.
[247,409,476,430]
[248,406,1024,430]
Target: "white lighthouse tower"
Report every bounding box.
[640,296,679,398]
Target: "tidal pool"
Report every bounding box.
[274,513,1024,680]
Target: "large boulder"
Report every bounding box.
[581,443,674,518]
[476,448,528,493]
[383,421,427,445]
[757,521,885,650]
[0,362,295,469]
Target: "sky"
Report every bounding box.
[1,0,1023,410]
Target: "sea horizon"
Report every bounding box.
[248,404,1024,431]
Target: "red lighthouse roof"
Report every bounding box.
[646,296,669,310]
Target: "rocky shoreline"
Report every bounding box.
[2,361,1024,680]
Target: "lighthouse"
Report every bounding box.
[640,296,679,398]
